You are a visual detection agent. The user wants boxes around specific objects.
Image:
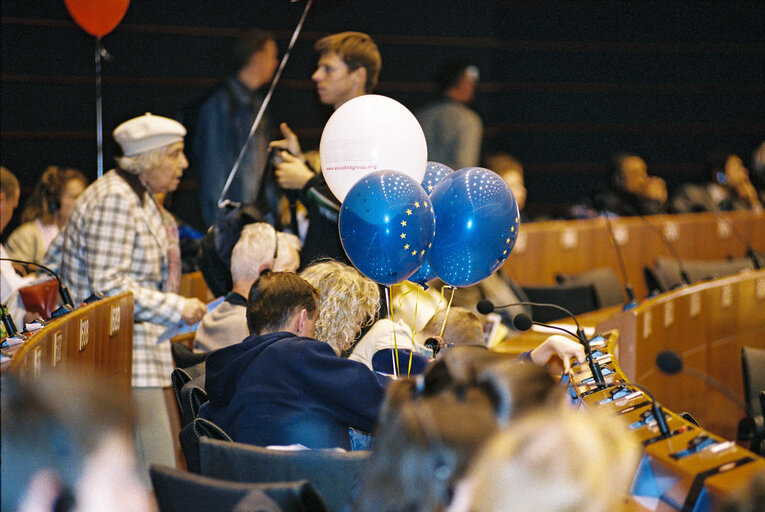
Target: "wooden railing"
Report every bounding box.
[4,292,134,402]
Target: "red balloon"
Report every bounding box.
[64,0,130,37]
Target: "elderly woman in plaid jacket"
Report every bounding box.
[58,113,207,476]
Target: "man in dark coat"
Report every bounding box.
[199,271,387,449]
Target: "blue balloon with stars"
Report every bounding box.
[408,259,436,286]
[428,167,520,287]
[407,162,453,286]
[421,161,454,195]
[339,170,436,286]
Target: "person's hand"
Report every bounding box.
[529,334,586,374]
[736,180,761,209]
[643,176,667,203]
[181,298,206,325]
[275,151,315,190]
[268,122,303,159]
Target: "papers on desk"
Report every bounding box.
[531,323,596,338]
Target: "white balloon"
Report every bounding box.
[320,94,427,202]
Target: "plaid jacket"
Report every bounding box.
[59,170,185,387]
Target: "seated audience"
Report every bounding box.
[1,372,152,512]
[6,165,87,265]
[0,166,34,328]
[671,148,763,213]
[194,222,301,352]
[594,152,668,216]
[199,271,388,450]
[351,354,564,512]
[299,260,381,356]
[448,406,640,512]
[484,152,529,222]
[350,306,484,373]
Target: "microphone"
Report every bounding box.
[1,303,19,336]
[512,312,533,332]
[656,350,746,412]
[478,299,607,389]
[601,211,639,309]
[706,210,761,270]
[626,381,672,439]
[634,215,691,286]
[0,258,74,310]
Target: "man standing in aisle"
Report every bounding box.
[416,61,483,170]
[191,29,279,228]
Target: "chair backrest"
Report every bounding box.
[647,256,753,293]
[180,417,232,474]
[171,368,193,420]
[519,283,598,322]
[180,375,208,427]
[18,278,59,319]
[150,464,329,512]
[172,340,209,369]
[200,437,370,512]
[556,267,626,308]
[742,346,765,417]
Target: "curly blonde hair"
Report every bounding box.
[299,260,380,354]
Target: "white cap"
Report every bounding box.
[113,113,186,156]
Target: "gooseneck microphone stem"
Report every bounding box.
[479,299,606,388]
[627,381,672,439]
[634,215,691,285]
[601,212,638,309]
[656,350,746,412]
[0,258,74,308]
[707,210,761,270]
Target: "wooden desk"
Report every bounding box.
[597,269,765,440]
[503,211,764,300]
[3,292,134,402]
[569,330,765,512]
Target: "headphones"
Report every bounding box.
[43,177,60,214]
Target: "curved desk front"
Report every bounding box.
[3,291,134,401]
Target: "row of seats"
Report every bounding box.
[517,255,758,322]
[168,361,368,512]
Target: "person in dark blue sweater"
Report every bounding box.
[199,271,388,450]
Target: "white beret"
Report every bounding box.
[113,113,186,156]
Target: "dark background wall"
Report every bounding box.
[2,0,763,227]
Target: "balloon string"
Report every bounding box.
[217,0,314,208]
[405,286,419,377]
[385,286,399,378]
[95,37,104,179]
[438,286,456,340]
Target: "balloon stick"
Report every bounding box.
[384,285,399,378]
[217,0,313,208]
[95,37,104,179]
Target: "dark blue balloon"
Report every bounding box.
[421,161,454,195]
[429,167,520,287]
[339,171,436,286]
[408,259,436,286]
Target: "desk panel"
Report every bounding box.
[4,292,134,402]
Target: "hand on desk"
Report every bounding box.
[530,335,586,375]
